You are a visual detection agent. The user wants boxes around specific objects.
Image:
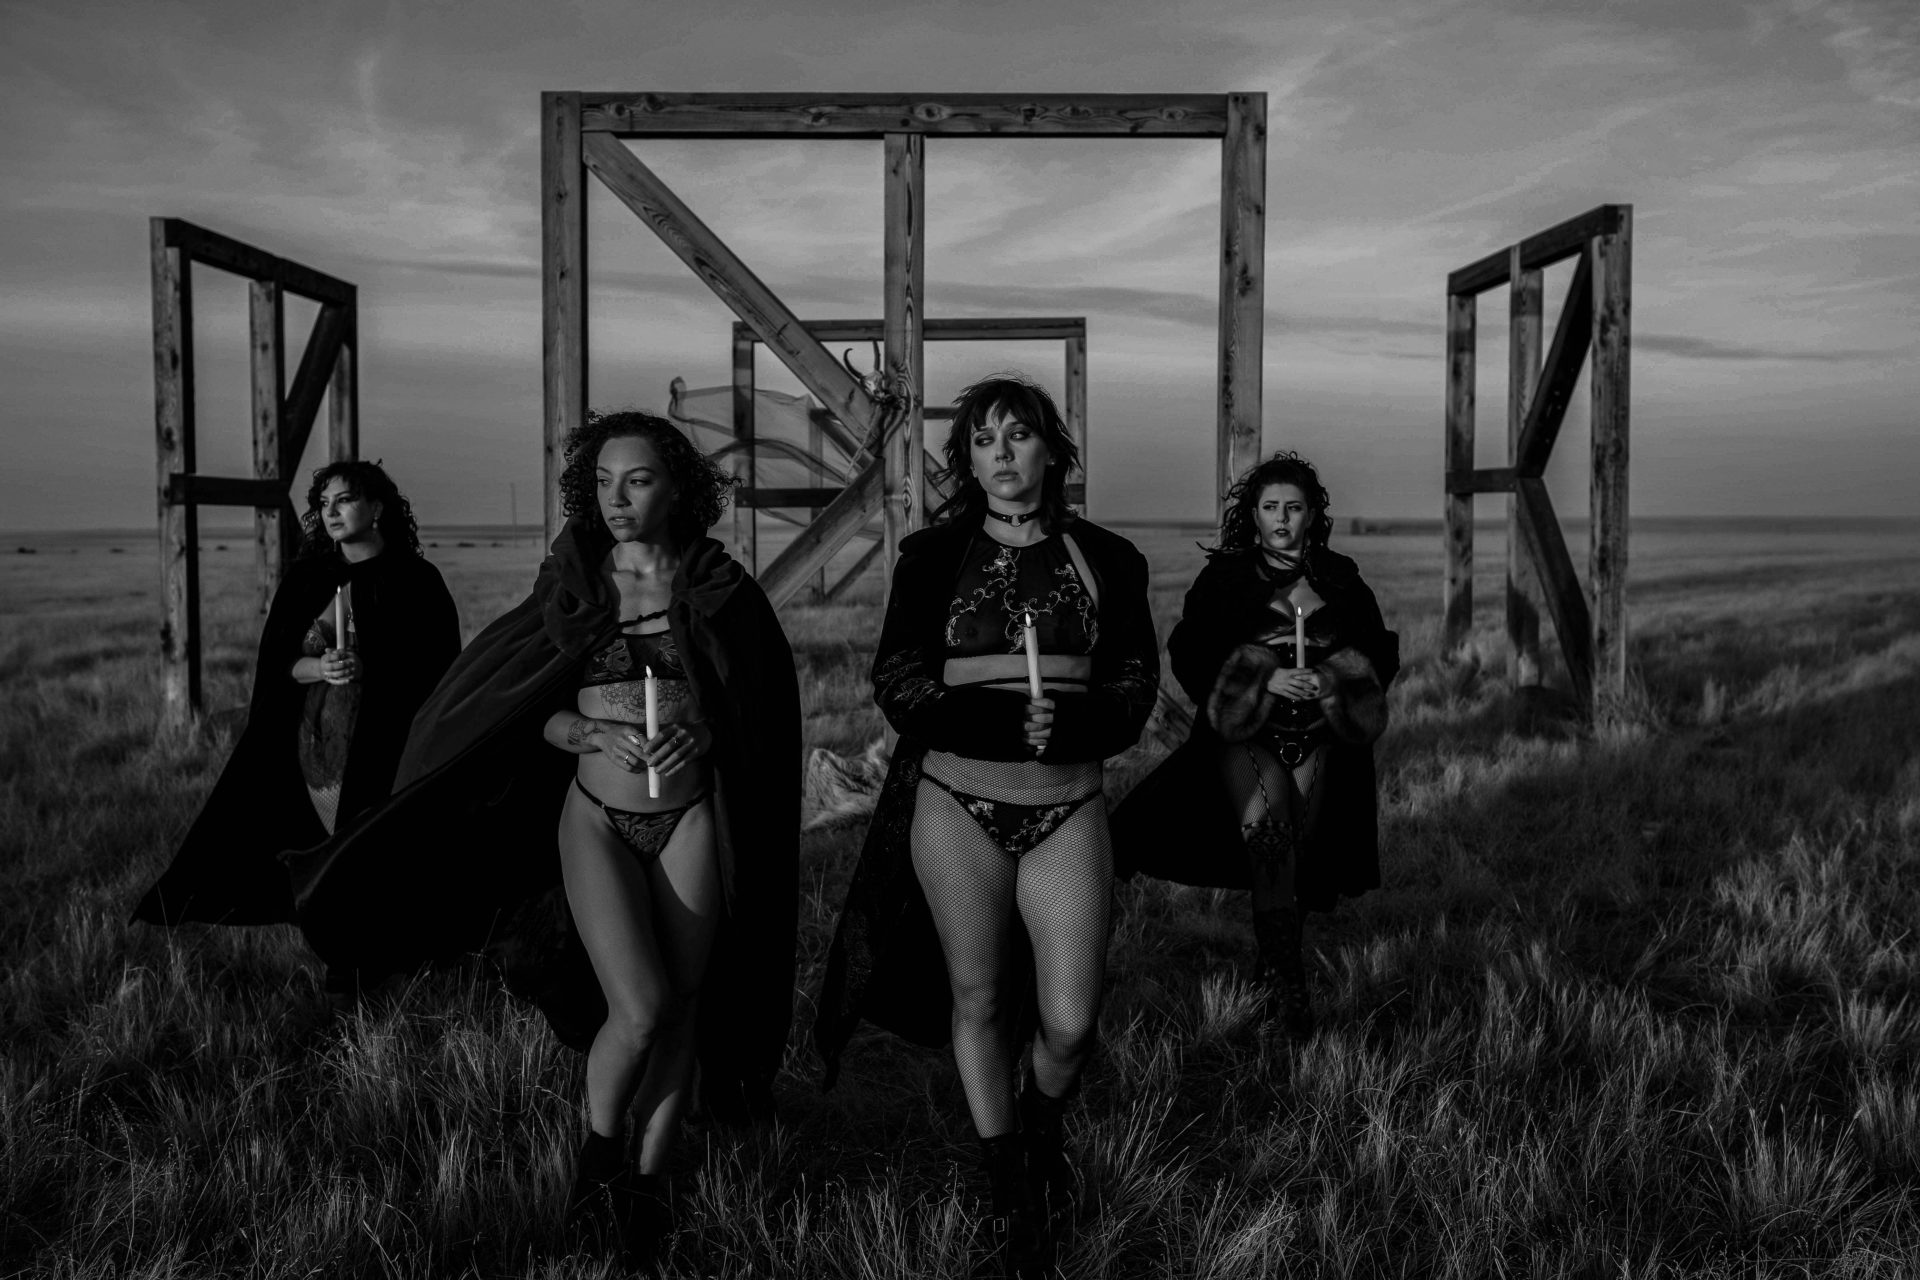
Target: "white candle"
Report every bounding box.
[334,586,348,652]
[1023,611,1043,700]
[1295,602,1307,670]
[644,664,660,798]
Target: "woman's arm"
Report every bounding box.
[543,709,651,771]
[1044,537,1161,761]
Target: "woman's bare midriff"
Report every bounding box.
[576,680,710,809]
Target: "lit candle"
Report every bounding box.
[1023,610,1043,700]
[1294,602,1307,671]
[334,585,348,652]
[644,664,660,798]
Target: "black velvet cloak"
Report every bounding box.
[813,513,1160,1084]
[282,518,801,1112]
[133,549,459,926]
[1110,544,1399,910]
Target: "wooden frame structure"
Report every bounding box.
[542,92,1266,609]
[728,315,1089,579]
[1443,204,1631,714]
[151,218,358,728]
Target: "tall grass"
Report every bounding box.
[2,524,1917,1276]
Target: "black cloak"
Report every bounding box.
[1110,544,1399,909]
[812,513,1160,1084]
[133,548,460,926]
[283,518,801,1114]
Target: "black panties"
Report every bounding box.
[922,775,1100,858]
[573,778,702,865]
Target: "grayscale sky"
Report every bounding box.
[3,0,1916,529]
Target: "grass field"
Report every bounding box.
[2,518,1917,1278]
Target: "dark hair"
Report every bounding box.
[933,373,1080,531]
[560,409,734,547]
[298,460,422,558]
[1212,451,1334,554]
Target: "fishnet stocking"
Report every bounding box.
[1218,740,1327,911]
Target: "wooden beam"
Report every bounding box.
[739,317,1087,343]
[543,91,588,549]
[159,217,354,306]
[1513,477,1593,707]
[824,539,884,604]
[758,456,885,609]
[1443,291,1476,653]
[1216,91,1266,515]
[1508,252,1545,690]
[809,405,827,600]
[1445,467,1513,494]
[167,475,291,507]
[580,93,1234,138]
[883,131,926,573]
[805,407,864,461]
[733,326,757,573]
[1447,204,1627,297]
[152,219,200,728]
[1065,327,1088,516]
[250,278,290,615]
[1589,208,1632,713]
[281,302,352,472]
[1512,250,1593,478]
[738,486,844,509]
[327,304,358,463]
[582,132,885,446]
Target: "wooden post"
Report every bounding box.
[250,278,288,616]
[1216,92,1266,514]
[152,220,200,729]
[1507,250,1543,688]
[1589,207,1631,713]
[1064,327,1087,515]
[809,409,826,601]
[883,132,925,581]
[1444,291,1476,654]
[543,91,587,549]
[329,297,358,463]
[732,327,757,573]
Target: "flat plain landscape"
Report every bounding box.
[2,517,1917,1278]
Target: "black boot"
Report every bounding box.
[566,1129,660,1264]
[1019,1076,1076,1236]
[1251,903,1315,1041]
[974,1132,1044,1280]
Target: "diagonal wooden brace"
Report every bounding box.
[1512,476,1593,706]
[1512,251,1592,478]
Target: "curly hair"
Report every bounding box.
[1211,451,1334,555]
[298,460,422,559]
[932,373,1080,531]
[559,409,734,547]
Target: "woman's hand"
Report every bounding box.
[644,720,712,777]
[1024,696,1055,756]
[1266,668,1322,701]
[321,649,363,685]
[590,720,650,772]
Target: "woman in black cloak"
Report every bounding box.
[815,375,1159,1280]
[133,461,460,969]
[1112,452,1397,1040]
[283,411,800,1263]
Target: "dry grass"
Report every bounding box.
[2,519,1917,1277]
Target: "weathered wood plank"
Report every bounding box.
[1216,92,1266,515]
[152,220,200,727]
[1513,477,1593,707]
[1443,292,1476,653]
[543,92,588,549]
[327,306,357,462]
[1065,328,1088,516]
[1589,209,1632,713]
[1446,204,1626,296]
[732,327,757,573]
[1445,467,1514,494]
[1512,250,1593,477]
[824,539,884,604]
[809,409,827,600]
[160,217,354,306]
[583,132,883,446]
[1508,253,1545,689]
[739,317,1087,343]
[883,131,926,573]
[758,457,885,609]
[250,278,290,615]
[167,475,291,507]
[738,486,844,508]
[282,302,351,471]
[581,93,1233,138]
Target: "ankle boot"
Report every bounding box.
[1019,1076,1076,1231]
[566,1130,634,1258]
[973,1132,1043,1280]
[1252,904,1315,1041]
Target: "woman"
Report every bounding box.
[134,461,459,961]
[284,411,800,1263]
[1113,452,1397,1039]
[816,375,1159,1279]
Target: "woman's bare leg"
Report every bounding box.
[630,799,720,1175]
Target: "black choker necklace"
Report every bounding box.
[985,507,1040,527]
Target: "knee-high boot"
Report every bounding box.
[974,1132,1043,1280]
[1251,900,1314,1040]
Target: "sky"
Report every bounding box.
[2,0,1916,531]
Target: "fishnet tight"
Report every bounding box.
[911,778,1112,1136]
[1218,740,1326,912]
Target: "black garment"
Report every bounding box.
[133,549,459,926]
[945,534,1097,662]
[813,513,1159,1082]
[282,520,802,1110]
[1110,545,1400,910]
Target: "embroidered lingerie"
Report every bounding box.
[573,777,705,865]
[944,535,1096,694]
[921,773,1101,858]
[583,626,687,686]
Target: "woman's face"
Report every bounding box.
[596,434,677,543]
[1254,482,1314,556]
[318,477,382,546]
[968,408,1053,508]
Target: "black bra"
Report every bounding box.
[583,628,685,687]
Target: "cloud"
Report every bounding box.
[1636,332,1894,362]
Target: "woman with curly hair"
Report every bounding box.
[287,411,800,1264]
[816,375,1159,1279]
[1113,452,1398,1040]
[134,462,459,972]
